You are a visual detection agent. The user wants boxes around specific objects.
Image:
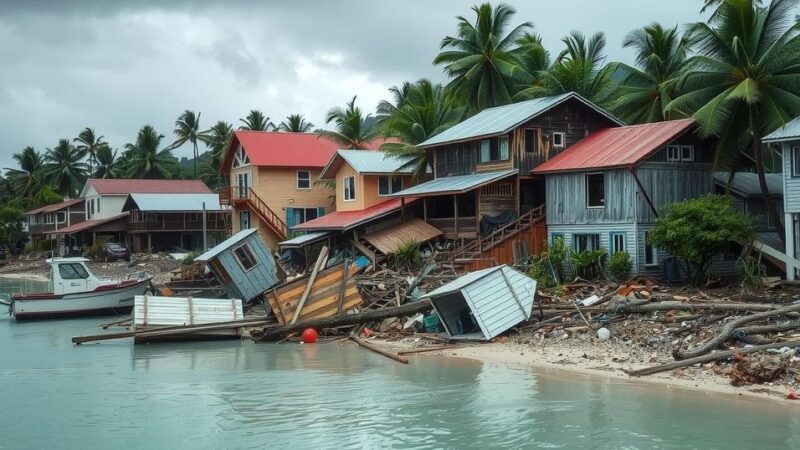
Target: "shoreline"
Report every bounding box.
[0,273,49,282]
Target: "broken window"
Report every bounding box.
[233,244,259,272]
[586,173,605,208]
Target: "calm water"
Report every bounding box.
[1,278,799,449]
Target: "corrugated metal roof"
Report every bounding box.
[196,228,259,262]
[278,231,330,248]
[85,179,211,195]
[419,92,622,148]
[125,193,226,212]
[292,197,418,231]
[391,169,517,197]
[320,150,415,179]
[713,172,783,197]
[533,119,696,174]
[764,116,800,142]
[52,213,129,235]
[25,198,84,215]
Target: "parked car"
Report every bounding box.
[104,242,130,262]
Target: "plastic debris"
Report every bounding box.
[597,327,611,341]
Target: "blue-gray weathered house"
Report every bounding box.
[765,116,800,279]
[196,228,280,302]
[533,118,714,277]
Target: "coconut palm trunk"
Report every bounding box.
[749,106,784,240]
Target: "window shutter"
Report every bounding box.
[317,207,325,217]
[285,207,295,228]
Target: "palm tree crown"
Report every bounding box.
[73,128,107,176]
[124,125,179,179]
[322,96,379,149]
[169,110,201,178]
[239,110,275,131]
[199,120,234,189]
[278,114,314,132]
[93,146,122,179]
[42,139,88,197]
[5,146,43,199]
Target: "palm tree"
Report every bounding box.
[668,0,800,239]
[377,79,466,177]
[238,110,274,131]
[198,120,234,189]
[321,96,380,149]
[278,114,314,132]
[168,110,201,178]
[5,146,43,199]
[608,24,692,124]
[93,145,122,179]
[516,31,615,104]
[42,139,88,197]
[124,125,179,179]
[73,128,107,176]
[433,2,533,112]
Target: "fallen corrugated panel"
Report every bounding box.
[266,263,363,325]
[133,295,244,342]
[362,218,442,255]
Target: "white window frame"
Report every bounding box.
[343,176,356,202]
[611,232,625,254]
[552,132,566,149]
[378,175,403,196]
[574,234,600,252]
[666,145,681,161]
[644,231,658,267]
[232,243,259,272]
[680,145,694,161]
[585,173,605,209]
[793,146,800,177]
[296,170,311,190]
[233,145,250,168]
[499,135,509,160]
[56,211,67,224]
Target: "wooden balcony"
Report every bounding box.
[428,217,477,239]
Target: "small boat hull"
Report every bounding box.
[11,279,151,320]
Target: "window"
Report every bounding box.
[59,263,89,280]
[293,208,319,225]
[56,212,66,223]
[644,231,658,266]
[574,234,600,252]
[611,232,625,254]
[479,137,508,162]
[681,145,694,161]
[667,145,694,162]
[90,199,95,215]
[552,132,566,149]
[233,244,259,272]
[96,199,100,213]
[378,176,402,196]
[297,170,311,189]
[793,146,800,177]
[233,145,250,168]
[343,176,356,201]
[586,173,605,208]
[239,211,250,230]
[667,145,681,161]
[524,129,538,153]
[45,214,53,224]
[550,233,564,245]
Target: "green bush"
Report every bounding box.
[83,243,104,259]
[570,248,607,280]
[528,256,557,288]
[608,251,632,281]
[393,239,422,271]
[649,195,755,285]
[36,239,53,252]
[547,237,567,281]
[737,256,766,293]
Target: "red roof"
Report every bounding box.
[533,119,696,174]
[52,213,129,235]
[292,198,418,231]
[222,131,394,172]
[25,198,84,215]
[86,179,211,195]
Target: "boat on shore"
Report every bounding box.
[9,257,152,320]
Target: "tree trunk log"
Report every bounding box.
[673,303,800,360]
[611,301,786,314]
[350,335,409,364]
[251,300,433,341]
[624,340,800,377]
[734,321,800,338]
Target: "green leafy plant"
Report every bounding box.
[608,251,632,281]
[528,256,557,288]
[393,239,422,271]
[737,256,766,294]
[183,251,200,266]
[36,239,54,252]
[649,195,755,285]
[569,248,607,280]
[83,243,104,259]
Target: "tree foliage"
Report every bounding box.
[123,125,179,179]
[649,195,755,284]
[239,110,274,131]
[42,139,88,197]
[169,110,202,178]
[321,96,379,149]
[278,114,314,132]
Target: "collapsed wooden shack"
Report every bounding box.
[196,228,281,303]
[133,295,245,343]
[421,265,537,340]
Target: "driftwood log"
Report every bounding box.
[735,321,800,337]
[251,300,433,341]
[350,335,409,364]
[673,304,800,360]
[625,340,800,377]
[610,301,787,314]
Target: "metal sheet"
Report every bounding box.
[320,150,416,179]
[390,169,517,197]
[764,116,800,142]
[278,231,331,248]
[196,228,259,262]
[362,218,442,254]
[125,193,226,212]
[713,172,783,197]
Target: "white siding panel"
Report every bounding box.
[784,144,800,213]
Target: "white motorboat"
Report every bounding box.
[10,258,152,320]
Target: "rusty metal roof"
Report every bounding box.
[291,197,418,231]
[533,119,696,174]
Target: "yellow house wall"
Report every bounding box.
[335,163,415,212]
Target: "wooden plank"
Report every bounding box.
[291,246,329,325]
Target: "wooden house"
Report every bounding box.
[421,265,536,340]
[196,228,280,303]
[289,150,441,262]
[391,92,621,269]
[219,131,391,250]
[25,198,85,253]
[764,117,800,279]
[533,118,714,277]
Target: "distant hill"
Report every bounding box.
[178,151,213,178]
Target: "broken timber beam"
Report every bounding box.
[350,335,409,364]
[251,300,434,341]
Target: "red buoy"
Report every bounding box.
[301,328,318,343]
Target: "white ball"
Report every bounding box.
[597,327,611,341]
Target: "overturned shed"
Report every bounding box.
[362,218,442,255]
[133,295,244,342]
[196,228,280,303]
[421,265,536,340]
[266,262,363,325]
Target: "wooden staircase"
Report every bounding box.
[450,204,546,268]
[221,187,288,241]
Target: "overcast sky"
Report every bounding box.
[0,0,709,168]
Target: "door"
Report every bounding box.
[56,263,89,294]
[236,171,251,199]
